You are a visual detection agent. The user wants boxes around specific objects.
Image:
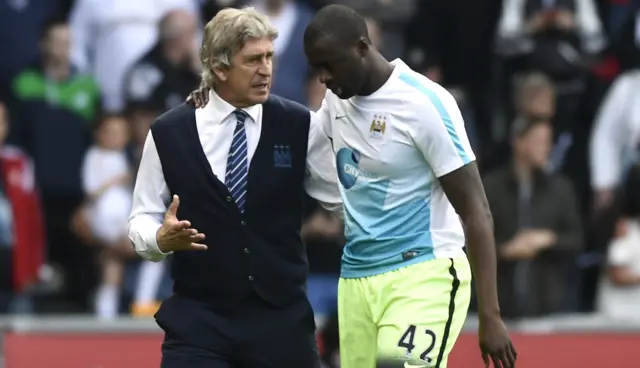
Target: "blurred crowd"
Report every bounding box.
[1,0,640,361]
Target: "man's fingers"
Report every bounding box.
[501,349,514,368]
[190,233,205,242]
[482,351,490,367]
[169,220,191,231]
[189,242,207,250]
[508,343,517,366]
[492,353,505,368]
[166,195,180,217]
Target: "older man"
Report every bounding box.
[128,8,341,368]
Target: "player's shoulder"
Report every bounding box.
[393,68,458,116]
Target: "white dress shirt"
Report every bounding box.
[129,90,342,261]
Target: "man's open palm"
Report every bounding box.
[156,195,207,253]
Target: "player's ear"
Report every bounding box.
[356,38,369,56]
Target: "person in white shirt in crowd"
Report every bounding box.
[69,0,200,113]
[597,161,640,320]
[590,70,640,211]
[81,114,155,319]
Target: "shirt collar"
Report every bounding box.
[206,89,261,124]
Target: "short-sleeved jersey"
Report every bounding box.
[313,59,475,278]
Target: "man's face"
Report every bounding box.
[520,89,555,121]
[217,37,273,106]
[304,38,367,99]
[515,123,553,169]
[42,25,70,63]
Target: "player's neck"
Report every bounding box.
[359,54,393,96]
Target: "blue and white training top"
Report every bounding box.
[312,59,475,278]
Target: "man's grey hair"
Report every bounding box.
[200,7,278,88]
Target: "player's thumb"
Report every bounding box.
[166,195,180,219]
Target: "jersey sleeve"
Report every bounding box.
[310,95,332,139]
[412,91,476,178]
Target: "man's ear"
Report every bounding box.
[213,63,228,82]
[356,38,370,57]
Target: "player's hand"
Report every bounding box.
[156,195,207,253]
[185,86,211,108]
[479,315,516,368]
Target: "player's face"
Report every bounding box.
[216,37,273,106]
[305,38,368,99]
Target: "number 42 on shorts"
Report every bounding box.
[397,325,436,364]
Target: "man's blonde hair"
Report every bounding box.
[200,7,278,88]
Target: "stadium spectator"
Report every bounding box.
[590,69,640,212]
[80,115,134,319]
[7,17,101,311]
[123,9,201,115]
[246,0,315,105]
[596,159,640,320]
[0,101,45,315]
[69,0,200,112]
[495,0,605,136]
[0,0,68,102]
[484,116,583,318]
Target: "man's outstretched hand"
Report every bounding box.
[156,195,207,253]
[479,314,517,368]
[186,86,211,108]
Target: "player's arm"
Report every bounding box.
[413,92,515,367]
[128,131,172,262]
[411,95,500,316]
[305,98,343,220]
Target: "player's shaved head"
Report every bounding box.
[304,4,370,49]
[303,5,376,99]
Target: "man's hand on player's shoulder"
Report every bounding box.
[186,86,211,108]
[479,313,517,368]
[156,195,207,253]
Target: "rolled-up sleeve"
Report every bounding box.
[128,131,172,262]
[305,99,343,220]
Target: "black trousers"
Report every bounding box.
[156,292,321,368]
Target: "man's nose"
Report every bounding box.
[257,58,272,76]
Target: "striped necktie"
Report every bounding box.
[225,109,249,212]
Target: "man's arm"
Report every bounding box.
[412,90,500,319]
[439,164,500,316]
[413,89,514,366]
[304,98,343,220]
[128,131,172,262]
